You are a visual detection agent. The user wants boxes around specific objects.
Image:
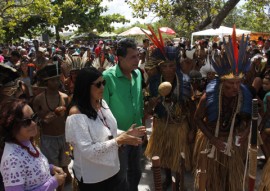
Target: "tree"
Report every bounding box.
[0,0,60,42]
[128,0,270,37]
[0,0,129,42]
[52,0,128,41]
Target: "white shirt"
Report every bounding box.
[65,100,120,183]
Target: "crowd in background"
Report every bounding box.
[1,34,270,191]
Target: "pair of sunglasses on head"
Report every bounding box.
[92,80,106,88]
[17,113,40,127]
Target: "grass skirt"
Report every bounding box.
[145,117,191,172]
[258,158,270,191]
[193,130,248,191]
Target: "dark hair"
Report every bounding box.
[0,99,27,143]
[11,51,21,59]
[116,38,137,58]
[71,67,102,119]
[143,38,149,43]
[212,42,218,49]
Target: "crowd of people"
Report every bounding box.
[0,28,270,191]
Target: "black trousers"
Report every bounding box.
[78,171,123,191]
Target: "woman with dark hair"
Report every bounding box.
[0,99,66,191]
[65,67,145,191]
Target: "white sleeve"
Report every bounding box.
[65,115,119,167]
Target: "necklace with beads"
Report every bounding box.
[14,140,40,158]
[45,90,60,112]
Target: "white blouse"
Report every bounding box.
[0,142,51,190]
[65,100,120,183]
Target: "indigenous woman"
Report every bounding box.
[193,28,252,191]
[0,99,66,191]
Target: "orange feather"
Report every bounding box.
[232,24,239,74]
[147,25,166,58]
[158,28,164,48]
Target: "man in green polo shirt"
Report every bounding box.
[103,38,144,191]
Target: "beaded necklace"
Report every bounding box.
[220,95,238,130]
[45,90,60,112]
[98,108,113,140]
[14,140,40,158]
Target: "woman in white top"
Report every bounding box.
[65,67,146,191]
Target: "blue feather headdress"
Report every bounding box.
[210,25,250,79]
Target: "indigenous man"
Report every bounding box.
[32,64,71,191]
[144,40,193,189]
[193,31,252,191]
[63,53,87,96]
[0,63,30,103]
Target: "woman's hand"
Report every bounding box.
[115,133,143,146]
[52,166,64,175]
[127,124,146,137]
[54,173,66,186]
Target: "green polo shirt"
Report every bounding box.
[103,65,144,131]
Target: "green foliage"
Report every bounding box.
[54,0,129,41]
[0,0,128,42]
[0,0,60,42]
[128,0,270,38]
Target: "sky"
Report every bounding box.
[101,0,247,28]
[100,0,158,28]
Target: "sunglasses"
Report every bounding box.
[92,80,106,88]
[18,113,39,127]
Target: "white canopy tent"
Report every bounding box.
[191,26,251,45]
[118,27,151,36]
[99,32,117,37]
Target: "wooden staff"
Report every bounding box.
[152,156,162,191]
[178,156,185,191]
[172,175,176,191]
[248,99,258,191]
[198,151,208,191]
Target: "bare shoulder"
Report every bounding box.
[198,93,207,105]
[195,93,207,119]
[33,92,45,103]
[59,91,68,99]
[69,106,81,115]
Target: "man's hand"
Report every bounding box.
[210,137,226,152]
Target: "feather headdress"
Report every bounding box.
[65,53,87,73]
[210,25,250,79]
[141,25,179,68]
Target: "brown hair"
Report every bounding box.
[0,99,27,142]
